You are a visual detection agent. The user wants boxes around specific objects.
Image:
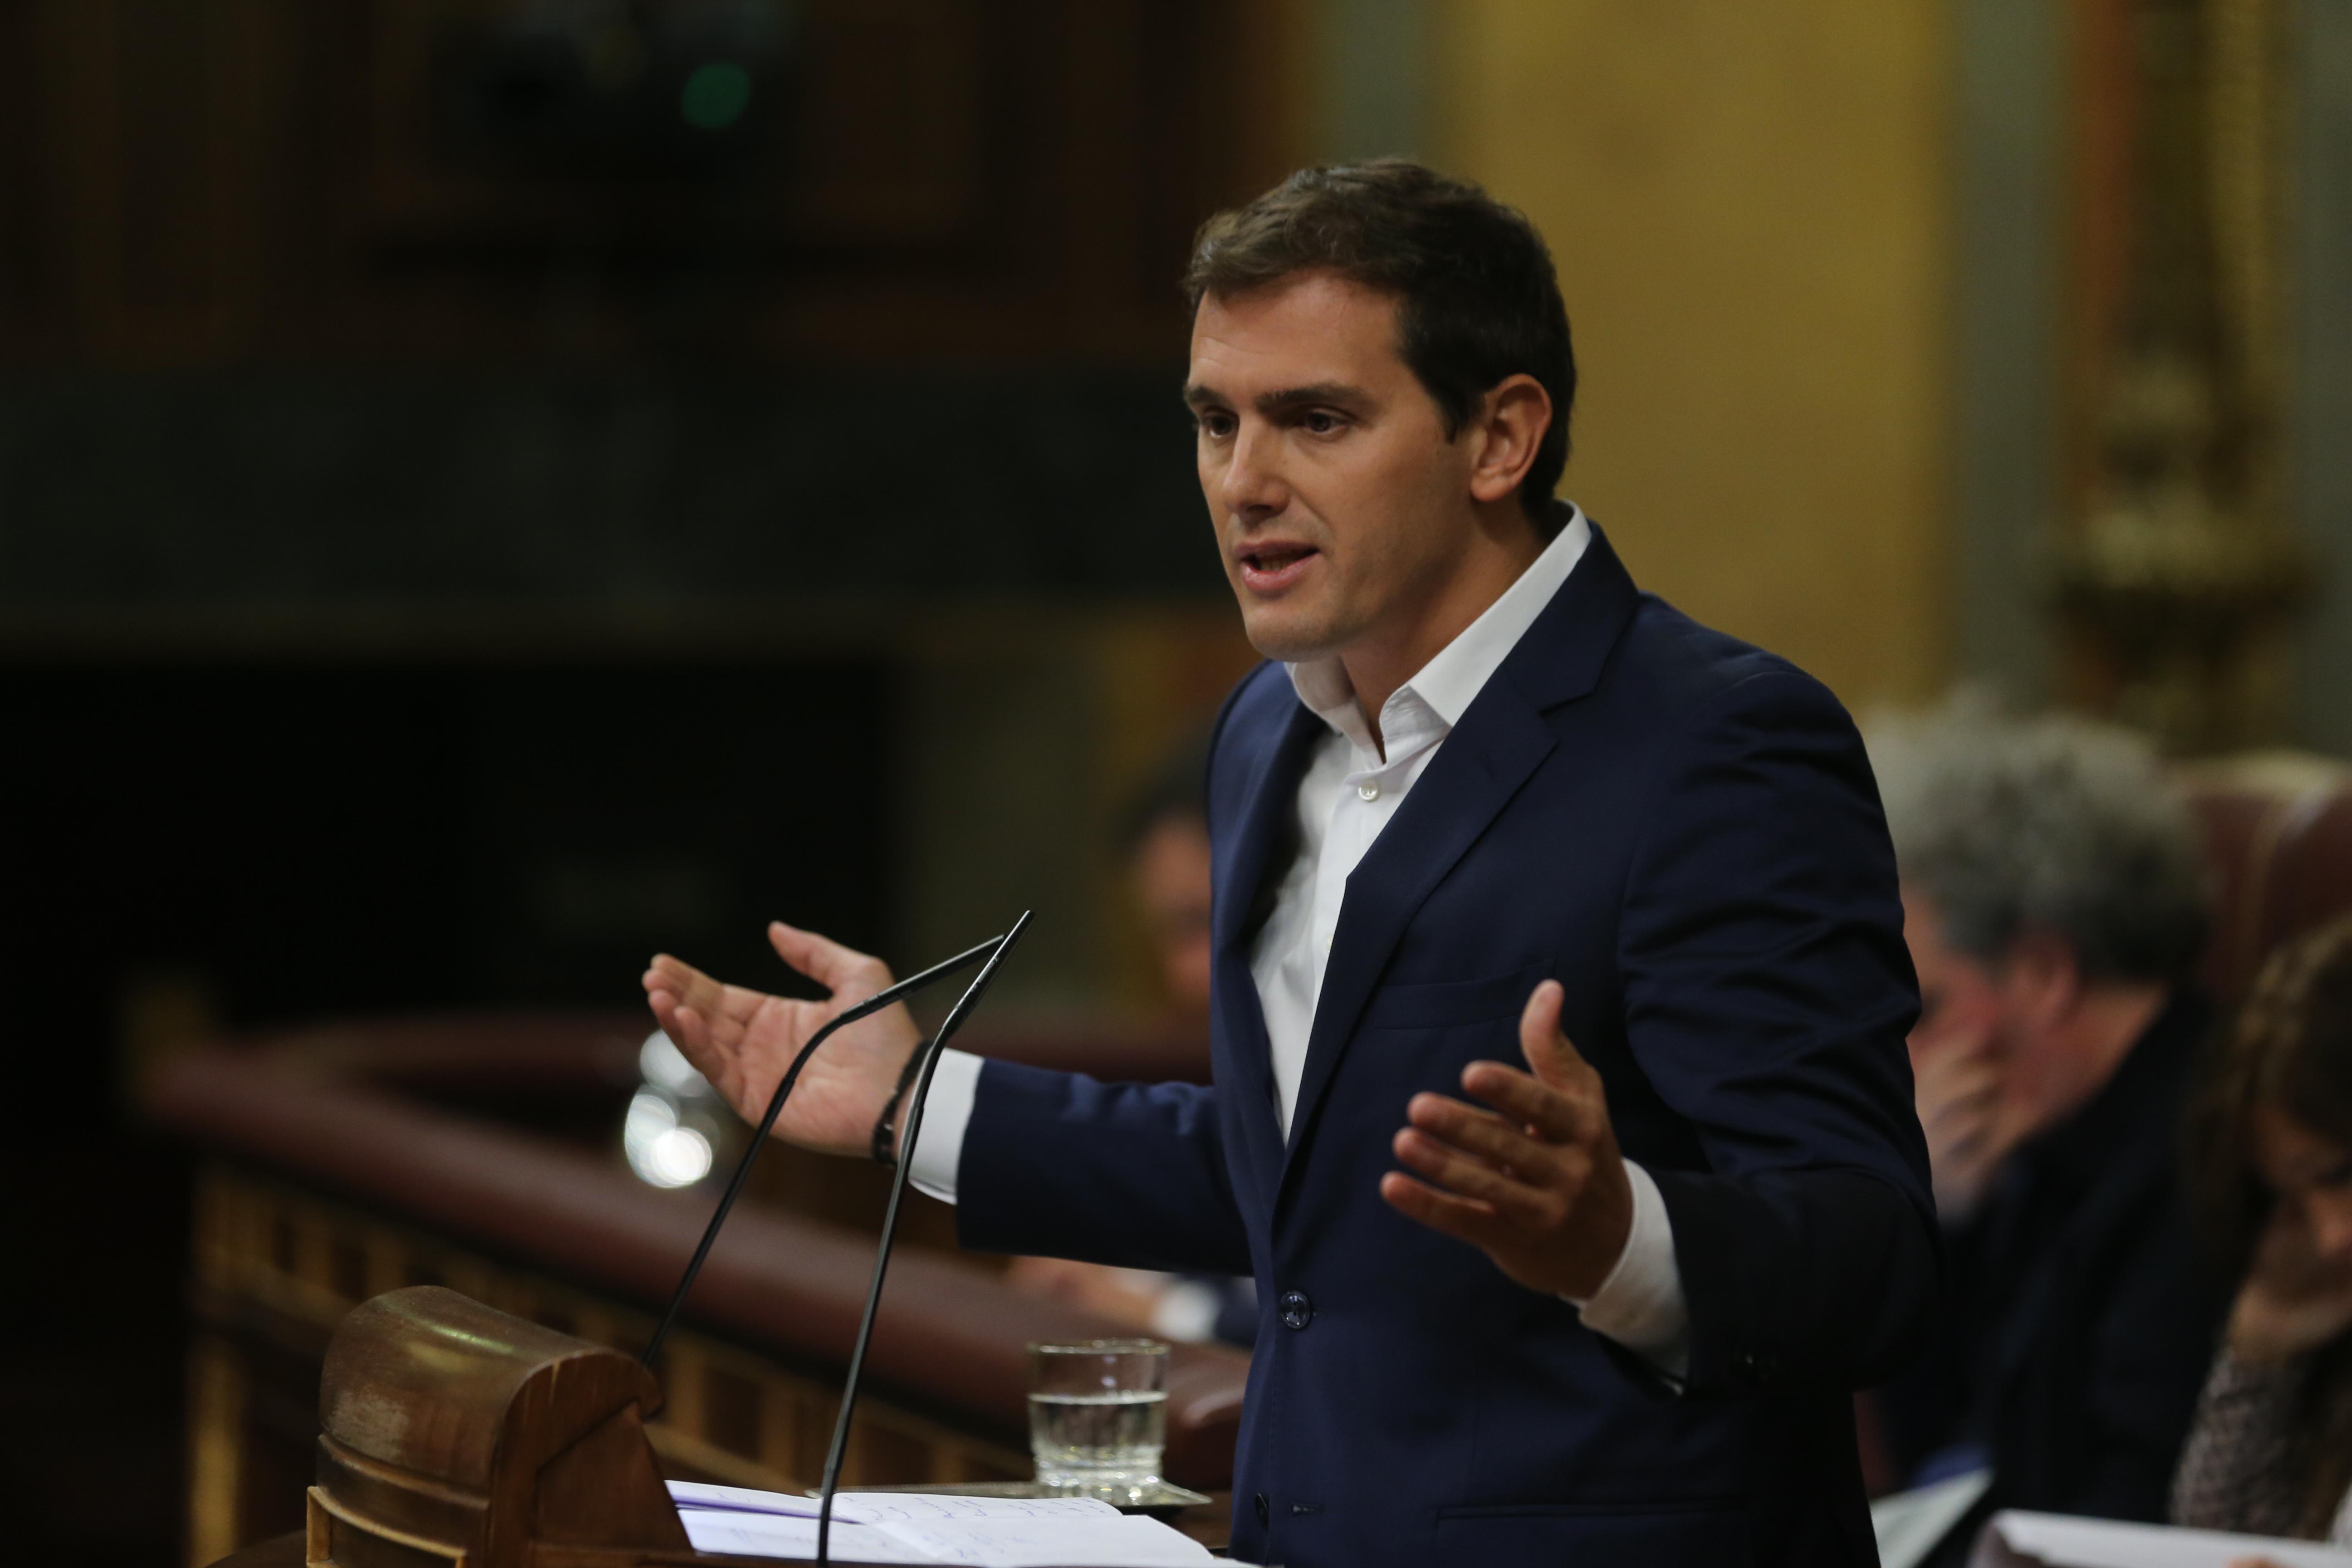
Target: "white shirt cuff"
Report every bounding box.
[906,1047,984,1204]
[1567,1160,1690,1382]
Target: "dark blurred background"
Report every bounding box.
[0,3,1278,1560]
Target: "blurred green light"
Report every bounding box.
[681,63,752,130]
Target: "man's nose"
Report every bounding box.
[1219,423,1288,520]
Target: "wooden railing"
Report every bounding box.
[146,1016,1246,1566]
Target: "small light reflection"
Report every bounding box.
[643,1124,714,1187]
[679,61,752,130]
[624,1033,733,1190]
[639,1030,708,1094]
[624,1085,714,1187]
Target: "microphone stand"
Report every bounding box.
[815,910,1030,1566]
[635,913,1032,1567]
[641,929,1013,1370]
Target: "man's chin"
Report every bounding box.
[1237,607,1343,666]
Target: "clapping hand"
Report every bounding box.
[1379,980,1636,1299]
[643,922,921,1158]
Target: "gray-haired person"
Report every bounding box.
[1866,701,2230,1553]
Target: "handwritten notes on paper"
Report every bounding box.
[665,1482,1216,1567]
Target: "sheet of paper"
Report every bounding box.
[875,1514,1215,1567]
[670,1480,875,1523]
[1973,1509,2352,1568]
[846,1494,1130,1524]
[1872,1469,1993,1568]
[671,1485,1206,1566]
[674,1498,1213,1566]
[667,1481,1121,1525]
[678,1508,910,1562]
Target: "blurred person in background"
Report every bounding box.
[2174,917,2352,1544]
[1004,737,1257,1346]
[1120,735,1219,1032]
[1867,701,2227,1535]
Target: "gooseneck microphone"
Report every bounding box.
[637,912,1032,1568]
[641,927,1016,1370]
[813,911,1031,1565]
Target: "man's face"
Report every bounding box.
[1903,890,2075,1146]
[1904,892,2010,1066]
[1185,270,1483,664]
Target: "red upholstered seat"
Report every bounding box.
[2183,754,2352,1007]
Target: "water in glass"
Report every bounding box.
[1027,1338,1169,1492]
[1028,1387,1168,1487]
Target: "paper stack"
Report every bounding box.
[1969,1510,2352,1568]
[666,1481,1216,1567]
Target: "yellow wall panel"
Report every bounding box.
[1433,0,1952,708]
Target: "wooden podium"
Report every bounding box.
[303,1286,699,1568]
[227,1284,1219,1568]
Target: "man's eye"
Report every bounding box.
[1196,413,1235,439]
[1302,411,1345,434]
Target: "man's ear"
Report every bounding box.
[1466,374,1552,507]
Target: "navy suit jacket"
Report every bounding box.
[957,525,1940,1567]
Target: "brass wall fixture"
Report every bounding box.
[2055,0,2309,753]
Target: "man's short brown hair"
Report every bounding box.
[1184,159,1575,525]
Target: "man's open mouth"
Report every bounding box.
[1237,542,1319,591]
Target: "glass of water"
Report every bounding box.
[1027,1338,1169,1494]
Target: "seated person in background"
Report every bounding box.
[1004,739,1258,1347]
[1867,701,2228,1531]
[2174,916,2352,1544]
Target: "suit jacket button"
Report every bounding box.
[1279,1290,1313,1329]
[1254,1492,1271,1525]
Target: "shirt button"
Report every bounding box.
[1357,781,1380,801]
[1279,1290,1314,1330]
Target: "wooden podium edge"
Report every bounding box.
[307,1485,466,1564]
[225,1529,1024,1568]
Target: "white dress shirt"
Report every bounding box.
[909,503,1687,1375]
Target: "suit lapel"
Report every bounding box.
[1277,525,1645,1191]
[1213,696,1324,956]
[1213,694,1325,1210]
[1277,695,1554,1181]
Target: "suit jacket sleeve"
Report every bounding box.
[951,1063,1254,1276]
[1621,667,1942,1397]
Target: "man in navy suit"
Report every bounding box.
[647,161,1939,1566]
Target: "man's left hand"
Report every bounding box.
[1379,979,1636,1299]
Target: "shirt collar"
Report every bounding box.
[1287,502,1592,746]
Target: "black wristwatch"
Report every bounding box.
[870,1039,930,1166]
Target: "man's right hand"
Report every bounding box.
[1911,1035,2014,1223]
[643,922,921,1159]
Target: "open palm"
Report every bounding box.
[642,921,921,1159]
